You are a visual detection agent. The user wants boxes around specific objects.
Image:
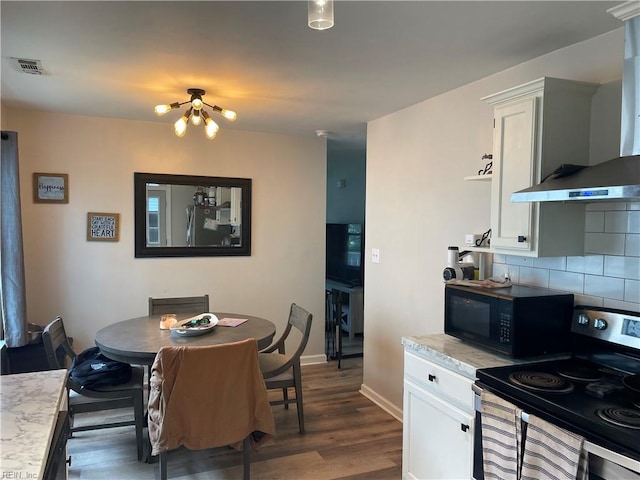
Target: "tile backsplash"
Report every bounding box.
[493,202,640,312]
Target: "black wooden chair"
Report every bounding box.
[325,289,345,369]
[42,316,145,461]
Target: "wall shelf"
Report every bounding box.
[463,174,492,182]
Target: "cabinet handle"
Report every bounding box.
[428,374,436,382]
[66,456,72,466]
[461,424,469,432]
[517,235,527,243]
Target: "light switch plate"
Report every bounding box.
[372,248,380,263]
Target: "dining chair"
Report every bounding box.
[148,339,275,480]
[258,303,313,434]
[42,316,145,461]
[148,294,210,315]
[325,289,344,369]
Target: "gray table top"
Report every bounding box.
[95,312,276,365]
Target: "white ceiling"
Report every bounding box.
[1,1,625,151]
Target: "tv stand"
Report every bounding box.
[325,279,363,338]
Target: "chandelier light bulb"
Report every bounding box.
[202,111,220,139]
[174,108,191,137]
[191,110,202,126]
[221,109,237,122]
[308,0,334,30]
[154,102,179,116]
[191,97,204,110]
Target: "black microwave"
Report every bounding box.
[444,284,574,357]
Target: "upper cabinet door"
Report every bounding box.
[490,97,537,251]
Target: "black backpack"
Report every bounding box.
[70,346,132,388]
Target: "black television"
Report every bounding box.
[326,223,364,287]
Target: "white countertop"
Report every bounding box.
[1,369,68,479]
[402,333,540,379]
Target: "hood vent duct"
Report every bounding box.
[512,2,640,203]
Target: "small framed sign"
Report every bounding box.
[87,212,120,242]
[33,173,68,203]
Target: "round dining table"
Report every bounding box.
[95,312,276,365]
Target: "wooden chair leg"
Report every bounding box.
[159,451,168,480]
[134,391,144,461]
[243,436,250,480]
[294,363,305,434]
[283,387,289,409]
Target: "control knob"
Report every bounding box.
[594,318,608,330]
[576,314,589,326]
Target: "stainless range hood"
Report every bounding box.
[511,155,640,202]
[512,3,640,203]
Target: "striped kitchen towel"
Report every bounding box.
[520,414,588,480]
[481,390,523,480]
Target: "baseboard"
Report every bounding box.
[359,383,403,423]
[301,354,328,366]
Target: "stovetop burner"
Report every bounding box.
[595,407,640,430]
[508,371,574,393]
[557,365,602,382]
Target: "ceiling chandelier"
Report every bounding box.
[308,0,334,30]
[154,88,237,139]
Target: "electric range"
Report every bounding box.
[475,306,640,476]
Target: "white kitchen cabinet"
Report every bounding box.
[215,186,241,226]
[402,349,475,479]
[230,186,242,226]
[482,77,598,257]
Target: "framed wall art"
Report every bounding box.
[33,172,69,203]
[87,212,120,242]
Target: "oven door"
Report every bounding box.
[472,384,640,480]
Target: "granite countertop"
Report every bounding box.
[402,333,531,379]
[1,369,68,479]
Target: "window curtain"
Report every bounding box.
[1,131,28,347]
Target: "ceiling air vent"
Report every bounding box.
[11,57,46,75]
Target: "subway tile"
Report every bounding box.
[605,211,640,234]
[585,233,626,255]
[603,298,640,312]
[566,255,604,275]
[585,212,604,233]
[573,293,603,307]
[519,267,549,288]
[533,257,566,271]
[584,275,625,300]
[604,256,640,280]
[626,234,640,257]
[549,270,584,294]
[625,280,640,304]
[505,255,534,267]
[493,254,507,264]
[586,202,627,211]
[492,263,519,284]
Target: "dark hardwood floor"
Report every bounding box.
[66,356,403,479]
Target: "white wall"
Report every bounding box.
[362,29,636,416]
[326,142,366,224]
[2,110,328,359]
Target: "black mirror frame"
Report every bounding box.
[134,172,252,258]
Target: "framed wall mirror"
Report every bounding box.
[134,172,252,258]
